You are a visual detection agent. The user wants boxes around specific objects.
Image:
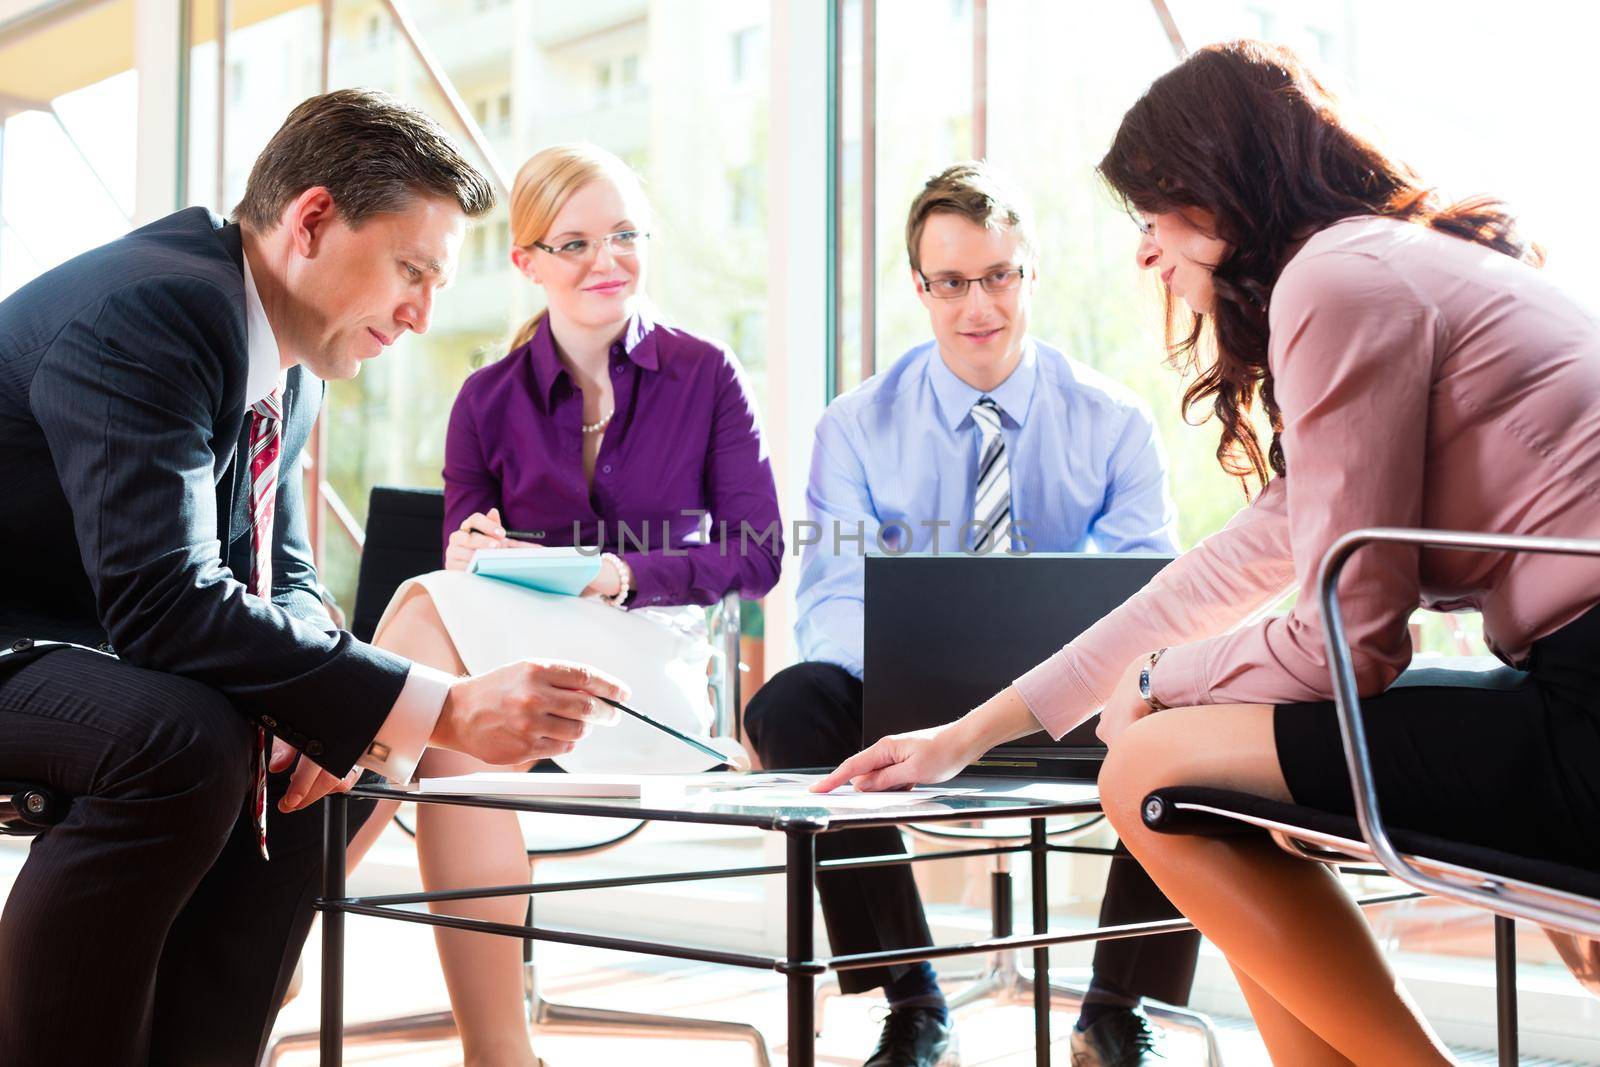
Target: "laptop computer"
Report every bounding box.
[862,553,1174,777]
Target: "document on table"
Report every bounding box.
[416,770,980,810]
[418,771,812,798]
[673,777,981,811]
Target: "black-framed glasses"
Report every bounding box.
[918,265,1027,300]
[530,229,650,261]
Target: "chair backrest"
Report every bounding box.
[351,487,447,643]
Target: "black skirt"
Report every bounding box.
[1274,603,1600,871]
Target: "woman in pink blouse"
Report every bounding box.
[821,40,1600,1064]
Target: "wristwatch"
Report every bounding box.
[1138,647,1170,712]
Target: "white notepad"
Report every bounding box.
[466,546,601,596]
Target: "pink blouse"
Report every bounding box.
[1015,216,1600,738]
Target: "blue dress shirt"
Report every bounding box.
[796,338,1179,678]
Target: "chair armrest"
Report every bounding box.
[0,781,68,836]
[1318,527,1600,936]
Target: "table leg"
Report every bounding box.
[1031,818,1049,1067]
[320,792,348,1066]
[787,828,817,1067]
[1495,915,1518,1067]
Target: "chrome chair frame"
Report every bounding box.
[1319,527,1600,940]
[1141,527,1600,1067]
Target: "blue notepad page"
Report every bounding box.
[467,546,602,597]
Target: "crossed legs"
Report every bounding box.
[363,587,542,1067]
[1096,704,1453,1066]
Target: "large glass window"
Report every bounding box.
[210,1,774,618]
[831,4,1600,1058]
[0,0,138,300]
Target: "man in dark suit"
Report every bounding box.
[0,89,628,1065]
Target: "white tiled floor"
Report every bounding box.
[270,921,1246,1066]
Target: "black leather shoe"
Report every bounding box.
[863,1006,956,1066]
[1069,1006,1168,1066]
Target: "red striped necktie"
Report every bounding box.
[246,387,283,860]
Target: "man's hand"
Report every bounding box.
[1095,656,1156,747]
[270,737,362,814]
[432,659,629,766]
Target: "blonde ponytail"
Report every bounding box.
[508,309,548,353]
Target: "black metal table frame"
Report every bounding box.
[314,786,1415,1066]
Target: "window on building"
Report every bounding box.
[729,163,762,229]
[730,26,763,85]
[495,91,512,137]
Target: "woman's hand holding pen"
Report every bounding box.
[447,508,625,598]
[445,507,538,570]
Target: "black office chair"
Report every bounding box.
[1143,528,1600,1067]
[267,486,767,1065]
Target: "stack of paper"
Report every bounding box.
[415,771,980,810]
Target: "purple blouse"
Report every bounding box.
[442,311,783,608]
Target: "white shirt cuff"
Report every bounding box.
[357,662,453,784]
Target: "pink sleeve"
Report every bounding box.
[1151,250,1437,709]
[1013,478,1296,738]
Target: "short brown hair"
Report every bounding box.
[904,161,1034,273]
[233,88,497,231]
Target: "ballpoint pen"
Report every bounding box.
[594,694,740,771]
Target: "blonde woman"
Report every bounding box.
[364,144,781,1066]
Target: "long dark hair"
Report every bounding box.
[1098,39,1541,492]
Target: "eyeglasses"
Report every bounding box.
[918,266,1026,300]
[530,229,650,262]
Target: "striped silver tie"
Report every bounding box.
[970,397,1013,553]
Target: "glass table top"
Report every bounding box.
[351,775,1102,831]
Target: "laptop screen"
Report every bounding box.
[862,553,1174,770]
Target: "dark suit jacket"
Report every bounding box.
[0,207,408,774]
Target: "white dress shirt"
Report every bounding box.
[241,253,448,783]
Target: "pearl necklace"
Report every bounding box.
[581,409,615,435]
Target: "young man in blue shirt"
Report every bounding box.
[746,162,1196,1067]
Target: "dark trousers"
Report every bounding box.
[0,644,378,1066]
[745,661,1199,1003]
